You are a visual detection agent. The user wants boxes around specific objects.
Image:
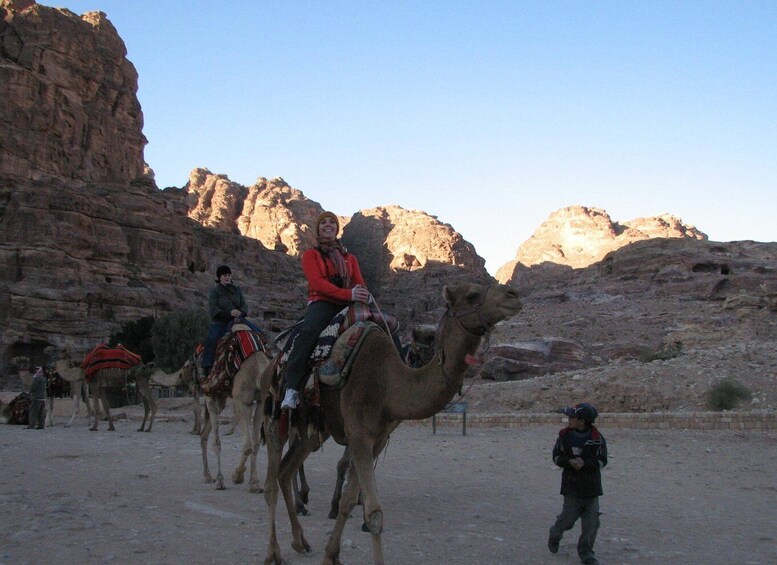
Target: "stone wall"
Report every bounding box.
[420,410,777,432]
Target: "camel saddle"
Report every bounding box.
[80,344,142,381]
[270,304,384,417]
[201,327,269,397]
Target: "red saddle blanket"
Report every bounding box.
[201,329,269,397]
[80,344,142,379]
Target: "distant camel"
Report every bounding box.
[47,350,94,428]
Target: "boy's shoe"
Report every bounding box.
[582,558,599,565]
[281,389,299,410]
[548,536,559,554]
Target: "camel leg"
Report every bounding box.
[248,401,264,493]
[200,407,215,483]
[190,386,202,435]
[137,380,157,432]
[46,396,54,427]
[89,387,100,431]
[329,446,352,519]
[102,387,115,431]
[298,462,310,506]
[343,437,386,564]
[293,465,310,516]
[278,436,313,554]
[205,397,225,489]
[65,382,81,427]
[263,424,285,565]
[323,465,364,565]
[231,398,251,486]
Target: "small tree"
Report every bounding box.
[152,308,209,372]
[706,378,751,411]
[111,316,155,362]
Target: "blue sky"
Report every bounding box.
[58,0,777,274]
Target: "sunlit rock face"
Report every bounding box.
[496,205,706,282]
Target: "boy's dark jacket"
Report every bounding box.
[552,425,608,498]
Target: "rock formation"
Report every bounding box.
[180,170,324,255]
[0,0,147,183]
[0,1,305,374]
[496,205,707,282]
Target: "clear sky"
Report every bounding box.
[57,0,777,274]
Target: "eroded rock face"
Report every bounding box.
[0,2,306,373]
[496,205,707,282]
[0,0,147,183]
[182,170,324,255]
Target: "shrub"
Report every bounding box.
[639,341,683,363]
[151,308,209,372]
[111,316,156,362]
[706,378,751,411]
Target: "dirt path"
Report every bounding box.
[2,412,776,565]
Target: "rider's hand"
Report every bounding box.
[351,285,370,304]
[230,309,241,318]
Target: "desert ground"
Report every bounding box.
[1,399,776,565]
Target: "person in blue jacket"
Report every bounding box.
[548,402,608,565]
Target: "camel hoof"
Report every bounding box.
[328,509,338,520]
[291,537,311,554]
[89,427,98,432]
[295,504,310,516]
[361,521,369,532]
[249,484,264,494]
[232,471,245,485]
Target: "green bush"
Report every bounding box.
[706,378,751,411]
[640,341,683,363]
[151,308,209,372]
[110,316,156,362]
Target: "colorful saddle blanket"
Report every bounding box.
[201,329,269,397]
[80,344,142,380]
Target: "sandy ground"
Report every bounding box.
[2,402,777,565]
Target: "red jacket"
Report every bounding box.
[302,247,365,304]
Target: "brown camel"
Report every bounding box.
[85,365,156,432]
[259,282,522,565]
[199,331,272,492]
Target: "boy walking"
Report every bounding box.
[548,402,608,565]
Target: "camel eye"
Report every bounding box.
[465,291,480,303]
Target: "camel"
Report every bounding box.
[198,328,272,492]
[43,366,90,427]
[179,359,205,435]
[259,282,522,565]
[48,353,94,428]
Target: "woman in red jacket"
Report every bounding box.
[281,211,373,410]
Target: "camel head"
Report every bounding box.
[10,356,30,369]
[442,283,522,335]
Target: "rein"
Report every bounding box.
[436,285,495,400]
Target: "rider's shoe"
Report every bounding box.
[281,389,299,410]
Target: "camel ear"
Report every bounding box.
[443,285,454,307]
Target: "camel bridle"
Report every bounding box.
[446,284,494,337]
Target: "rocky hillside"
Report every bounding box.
[496,205,707,280]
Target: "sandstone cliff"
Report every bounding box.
[0,1,306,371]
[0,0,147,183]
[496,205,707,282]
